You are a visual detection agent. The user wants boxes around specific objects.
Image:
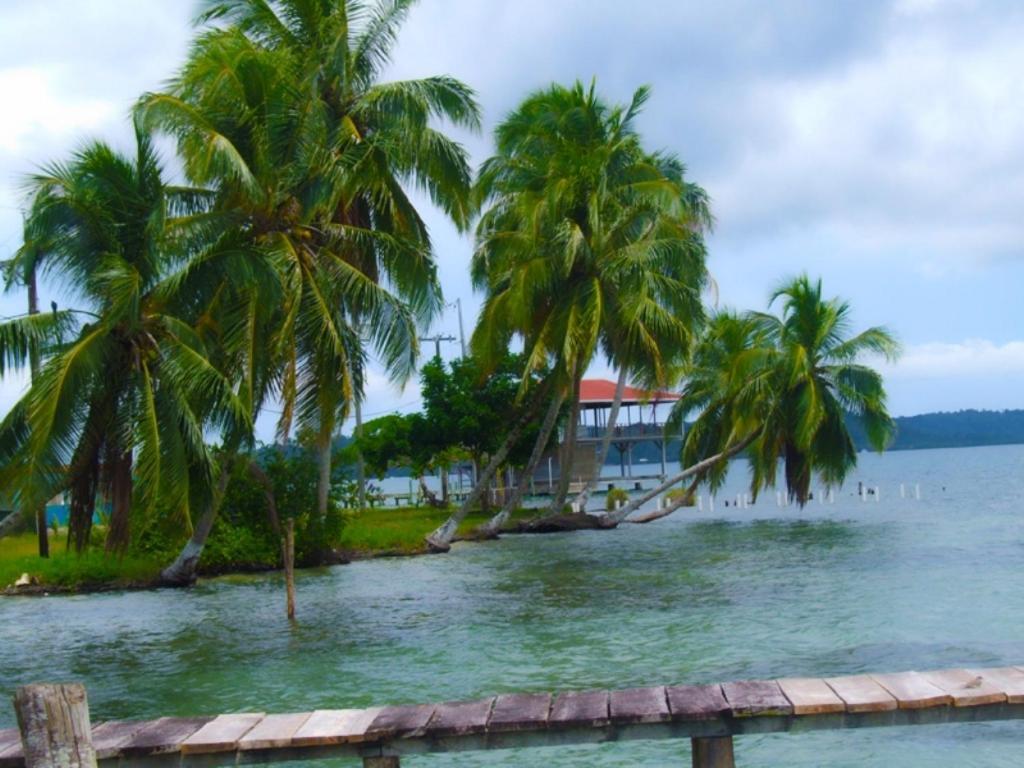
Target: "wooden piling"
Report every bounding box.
[363,757,400,767]
[283,519,295,621]
[13,683,97,768]
[691,736,734,767]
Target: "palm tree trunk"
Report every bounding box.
[626,478,700,524]
[159,462,232,586]
[547,370,583,516]
[353,393,367,511]
[571,367,626,512]
[599,430,760,525]
[316,433,331,521]
[479,392,564,536]
[104,449,133,554]
[425,388,545,551]
[27,268,48,558]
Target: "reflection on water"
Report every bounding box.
[3,445,1024,766]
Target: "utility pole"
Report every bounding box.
[454,299,466,357]
[419,334,455,360]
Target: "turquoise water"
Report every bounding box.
[3,444,1024,766]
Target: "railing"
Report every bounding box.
[5,666,1024,768]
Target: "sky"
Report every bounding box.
[2,0,1023,441]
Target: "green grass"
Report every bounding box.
[1,505,538,590]
[0,532,163,591]
[338,505,536,555]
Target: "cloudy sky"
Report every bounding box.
[2,0,1023,439]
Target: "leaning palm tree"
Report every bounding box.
[0,125,249,555]
[428,82,710,549]
[606,276,899,525]
[143,0,477,518]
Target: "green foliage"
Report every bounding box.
[606,487,629,511]
[664,488,694,507]
[0,533,162,590]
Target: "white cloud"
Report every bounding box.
[882,339,1024,379]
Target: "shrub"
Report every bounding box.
[665,487,695,507]
[606,487,629,511]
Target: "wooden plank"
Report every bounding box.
[824,675,897,713]
[666,684,729,721]
[120,717,212,756]
[871,672,951,709]
[426,699,494,737]
[609,687,670,724]
[180,713,264,754]
[922,669,1006,707]
[366,705,436,740]
[0,734,24,768]
[777,678,845,715]
[973,667,1024,703]
[487,693,551,732]
[549,690,610,728]
[237,713,313,751]
[14,683,96,768]
[291,708,382,747]
[90,721,149,760]
[721,680,792,717]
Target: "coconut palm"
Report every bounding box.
[0,125,249,555]
[140,0,478,576]
[426,81,710,549]
[607,276,899,524]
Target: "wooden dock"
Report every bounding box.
[5,666,1024,767]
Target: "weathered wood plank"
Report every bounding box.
[922,669,1006,707]
[824,675,897,713]
[237,713,313,750]
[427,699,494,737]
[0,731,24,768]
[721,680,792,717]
[666,685,729,721]
[609,687,670,724]
[974,667,1024,703]
[366,705,436,740]
[14,683,96,768]
[777,678,845,715]
[181,713,264,754]
[120,717,213,756]
[871,672,951,709]
[487,693,551,732]
[90,721,149,759]
[291,708,382,746]
[549,690,610,728]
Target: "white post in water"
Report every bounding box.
[828,488,835,504]
[900,483,906,499]
[915,483,921,500]
[874,486,880,502]
[697,495,703,511]
[709,496,715,512]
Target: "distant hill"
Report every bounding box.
[847,409,1024,451]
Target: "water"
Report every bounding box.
[3,444,1024,766]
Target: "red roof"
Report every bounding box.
[579,378,680,406]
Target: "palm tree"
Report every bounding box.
[427,81,710,548]
[140,0,478,577]
[1,217,53,556]
[606,276,899,525]
[0,125,248,555]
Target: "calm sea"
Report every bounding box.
[3,444,1024,766]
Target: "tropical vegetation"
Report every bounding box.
[0,0,898,591]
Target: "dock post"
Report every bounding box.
[691,736,734,767]
[14,683,97,768]
[283,518,296,620]
[363,757,400,767]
